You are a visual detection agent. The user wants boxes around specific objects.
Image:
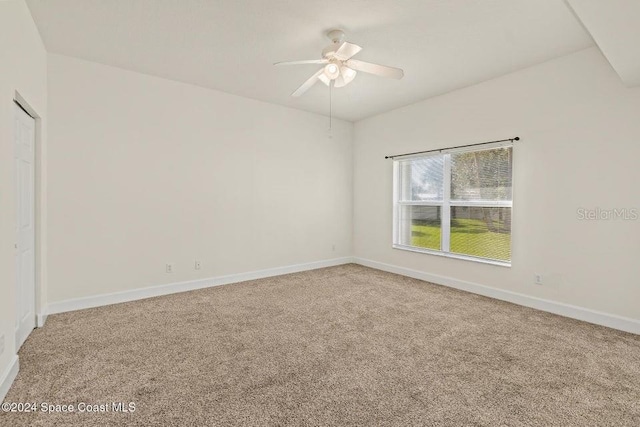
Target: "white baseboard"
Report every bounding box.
[36,313,48,328]
[41,255,639,335]
[46,257,354,315]
[0,356,19,403]
[354,257,640,335]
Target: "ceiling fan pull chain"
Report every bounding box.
[329,79,332,133]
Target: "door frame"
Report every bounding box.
[13,91,46,337]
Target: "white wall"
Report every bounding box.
[354,47,640,322]
[47,54,352,303]
[0,0,48,396]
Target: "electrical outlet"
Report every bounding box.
[166,263,174,273]
[332,244,336,252]
[195,260,201,270]
[534,274,544,285]
[0,334,4,355]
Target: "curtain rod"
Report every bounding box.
[384,137,520,159]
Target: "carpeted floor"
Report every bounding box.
[2,264,640,426]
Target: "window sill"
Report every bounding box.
[392,244,512,268]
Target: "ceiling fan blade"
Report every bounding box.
[291,68,324,97]
[318,73,331,86]
[333,42,362,61]
[345,59,404,79]
[274,59,329,66]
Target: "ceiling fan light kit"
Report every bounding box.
[275,29,404,97]
[324,63,340,79]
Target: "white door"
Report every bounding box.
[14,102,36,350]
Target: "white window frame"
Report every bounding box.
[392,141,513,267]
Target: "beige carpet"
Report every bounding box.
[2,264,640,426]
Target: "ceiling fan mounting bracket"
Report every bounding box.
[326,29,346,44]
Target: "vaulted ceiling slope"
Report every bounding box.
[26,0,594,121]
[566,0,640,88]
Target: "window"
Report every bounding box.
[393,143,513,265]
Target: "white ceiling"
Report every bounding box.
[566,0,640,87]
[26,0,594,121]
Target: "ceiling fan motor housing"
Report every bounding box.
[322,44,341,59]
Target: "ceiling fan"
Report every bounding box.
[275,29,404,97]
